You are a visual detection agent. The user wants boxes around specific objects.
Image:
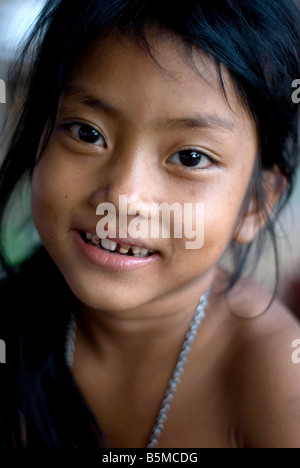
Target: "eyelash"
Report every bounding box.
[167,149,218,171]
[61,122,219,170]
[61,121,106,147]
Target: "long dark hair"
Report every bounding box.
[0,0,299,447]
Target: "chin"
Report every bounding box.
[62,271,154,314]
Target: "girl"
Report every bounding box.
[0,0,300,449]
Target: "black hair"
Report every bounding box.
[0,0,299,447]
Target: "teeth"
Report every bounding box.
[101,238,117,252]
[92,234,100,245]
[132,247,152,257]
[84,232,154,257]
[140,248,151,257]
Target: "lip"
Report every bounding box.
[74,231,159,271]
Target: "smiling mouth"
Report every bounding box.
[80,232,155,258]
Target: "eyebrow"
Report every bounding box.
[63,84,235,133]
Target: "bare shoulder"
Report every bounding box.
[217,274,300,448]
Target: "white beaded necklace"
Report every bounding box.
[65,288,211,448]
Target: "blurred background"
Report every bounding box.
[0,0,46,137]
[0,0,300,314]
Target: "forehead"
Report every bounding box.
[64,33,256,140]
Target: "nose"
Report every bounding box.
[89,142,159,215]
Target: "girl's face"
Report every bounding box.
[31,34,258,316]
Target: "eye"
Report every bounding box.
[63,122,106,147]
[168,149,217,170]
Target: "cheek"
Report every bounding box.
[31,150,79,242]
[175,185,246,273]
[204,186,246,247]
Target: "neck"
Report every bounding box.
[75,271,215,371]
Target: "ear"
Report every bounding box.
[233,168,287,245]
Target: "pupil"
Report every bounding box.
[79,126,99,143]
[179,151,201,167]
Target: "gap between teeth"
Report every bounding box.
[85,233,153,257]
